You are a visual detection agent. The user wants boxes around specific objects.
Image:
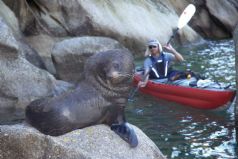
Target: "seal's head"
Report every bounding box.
[85,49,134,96]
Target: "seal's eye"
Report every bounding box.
[112,62,120,70]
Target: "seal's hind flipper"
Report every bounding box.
[111,122,138,147]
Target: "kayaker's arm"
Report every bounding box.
[163,44,184,62]
[137,69,150,88]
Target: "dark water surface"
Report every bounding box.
[126,40,237,159]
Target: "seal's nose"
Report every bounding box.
[107,71,132,85]
[107,71,120,84]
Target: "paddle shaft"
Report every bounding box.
[167,28,179,45]
[167,4,196,45]
[128,71,149,101]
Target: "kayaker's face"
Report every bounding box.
[149,45,160,55]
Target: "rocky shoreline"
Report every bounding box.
[0,0,237,158]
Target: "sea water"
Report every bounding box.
[127,40,237,159]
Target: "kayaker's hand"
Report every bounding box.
[163,43,184,61]
[138,81,147,88]
[163,43,175,53]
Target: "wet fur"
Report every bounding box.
[25,49,135,137]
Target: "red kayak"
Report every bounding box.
[133,73,236,109]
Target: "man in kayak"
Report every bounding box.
[137,39,184,87]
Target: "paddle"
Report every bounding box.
[128,4,196,101]
[128,73,148,101]
[167,4,196,45]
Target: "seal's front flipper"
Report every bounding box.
[111,122,138,147]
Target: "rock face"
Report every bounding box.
[0,0,20,38]
[0,0,237,157]
[171,0,238,39]
[3,0,202,55]
[24,34,56,74]
[206,0,238,33]
[51,36,125,82]
[0,123,166,159]
[0,17,73,121]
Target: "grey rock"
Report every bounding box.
[18,40,47,70]
[0,18,19,56]
[3,0,201,55]
[171,0,238,38]
[24,34,61,75]
[51,36,124,83]
[0,123,166,159]
[0,18,73,120]
[0,0,21,38]
[0,1,49,69]
[206,0,238,32]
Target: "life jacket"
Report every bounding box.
[149,53,170,79]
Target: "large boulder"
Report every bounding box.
[3,0,201,55]
[0,18,73,121]
[0,0,21,38]
[171,0,238,39]
[206,0,238,33]
[0,123,166,159]
[51,36,124,83]
[0,18,18,55]
[24,34,61,75]
[0,0,48,69]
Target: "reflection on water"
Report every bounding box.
[180,40,236,87]
[127,40,237,159]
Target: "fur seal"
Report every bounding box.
[25,49,138,147]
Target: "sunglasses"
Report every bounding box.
[148,45,157,49]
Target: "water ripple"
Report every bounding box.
[127,40,236,159]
